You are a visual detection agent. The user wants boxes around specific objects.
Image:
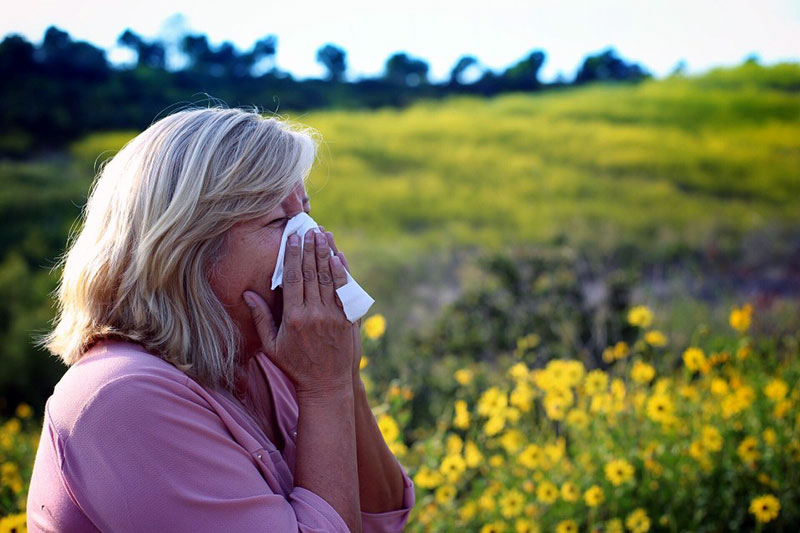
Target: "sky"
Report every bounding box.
[3,0,799,83]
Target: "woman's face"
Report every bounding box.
[209,181,311,358]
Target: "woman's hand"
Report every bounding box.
[243,229,353,397]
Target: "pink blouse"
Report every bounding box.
[27,340,415,532]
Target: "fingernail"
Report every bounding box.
[288,234,300,247]
[315,232,326,245]
[243,291,256,308]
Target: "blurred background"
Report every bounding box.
[1,1,799,531]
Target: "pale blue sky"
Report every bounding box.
[3,0,799,82]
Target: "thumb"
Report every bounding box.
[242,291,278,355]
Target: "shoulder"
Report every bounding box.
[46,340,204,440]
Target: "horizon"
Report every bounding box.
[3,0,799,83]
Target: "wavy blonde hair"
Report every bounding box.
[42,107,319,391]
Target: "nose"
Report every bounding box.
[281,182,310,217]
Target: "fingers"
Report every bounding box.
[282,234,303,309]
[315,230,336,304]
[302,229,320,304]
[243,290,277,355]
[322,229,349,272]
[331,255,348,290]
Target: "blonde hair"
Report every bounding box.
[42,107,319,391]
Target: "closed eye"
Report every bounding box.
[266,216,288,227]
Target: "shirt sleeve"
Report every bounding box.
[361,457,416,533]
[58,373,349,533]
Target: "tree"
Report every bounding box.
[316,43,347,82]
[117,29,166,69]
[502,50,545,90]
[449,55,478,85]
[574,48,649,84]
[384,52,429,87]
[39,26,109,80]
[250,35,278,76]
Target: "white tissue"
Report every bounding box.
[270,212,375,323]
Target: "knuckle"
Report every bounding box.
[285,269,303,284]
[302,269,316,282]
[318,272,333,285]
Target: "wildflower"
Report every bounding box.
[682,347,707,373]
[500,430,525,454]
[627,305,654,328]
[363,314,386,340]
[377,414,400,443]
[536,481,558,504]
[646,394,674,424]
[566,408,590,430]
[509,362,529,381]
[484,415,506,436]
[631,361,656,384]
[625,508,651,533]
[447,433,464,455]
[360,356,369,370]
[710,378,729,396]
[763,428,777,446]
[515,518,538,533]
[510,382,534,412]
[455,368,474,386]
[606,518,623,533]
[749,494,780,523]
[413,465,443,489]
[518,444,542,469]
[440,454,467,483]
[583,485,604,507]
[584,370,609,395]
[465,440,484,468]
[644,330,667,347]
[478,387,508,417]
[729,304,753,333]
[560,482,579,502]
[737,436,760,463]
[701,426,723,452]
[480,521,505,533]
[499,489,525,518]
[555,520,578,533]
[435,484,457,504]
[459,501,478,521]
[605,459,635,486]
[453,400,471,430]
[489,454,505,467]
[764,379,788,401]
[613,341,630,360]
[478,492,496,512]
[15,403,33,419]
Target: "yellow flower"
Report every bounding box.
[646,394,674,424]
[413,465,443,489]
[481,522,505,533]
[440,454,467,483]
[377,414,400,443]
[489,454,505,467]
[555,520,578,533]
[499,488,525,518]
[388,440,407,457]
[625,508,651,533]
[737,436,760,463]
[763,428,777,446]
[729,304,753,333]
[455,368,474,386]
[478,492,496,512]
[682,347,707,373]
[363,314,386,340]
[447,433,464,455]
[627,305,654,328]
[749,494,780,523]
[644,330,667,347]
[15,403,33,419]
[606,518,623,533]
[701,426,723,452]
[536,481,558,504]
[484,415,506,436]
[518,444,542,470]
[560,482,579,502]
[584,370,609,396]
[359,356,369,370]
[435,484,457,504]
[478,387,508,417]
[464,440,484,468]
[0,513,28,533]
[515,518,538,533]
[604,459,635,486]
[613,341,630,360]
[631,361,656,384]
[500,430,525,454]
[583,485,604,507]
[453,400,471,429]
[510,382,534,412]
[565,408,589,430]
[508,362,530,381]
[710,378,729,396]
[459,501,478,521]
[764,379,789,401]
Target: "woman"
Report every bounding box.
[27,107,415,532]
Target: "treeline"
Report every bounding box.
[0,25,650,156]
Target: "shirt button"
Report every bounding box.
[292,430,298,437]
